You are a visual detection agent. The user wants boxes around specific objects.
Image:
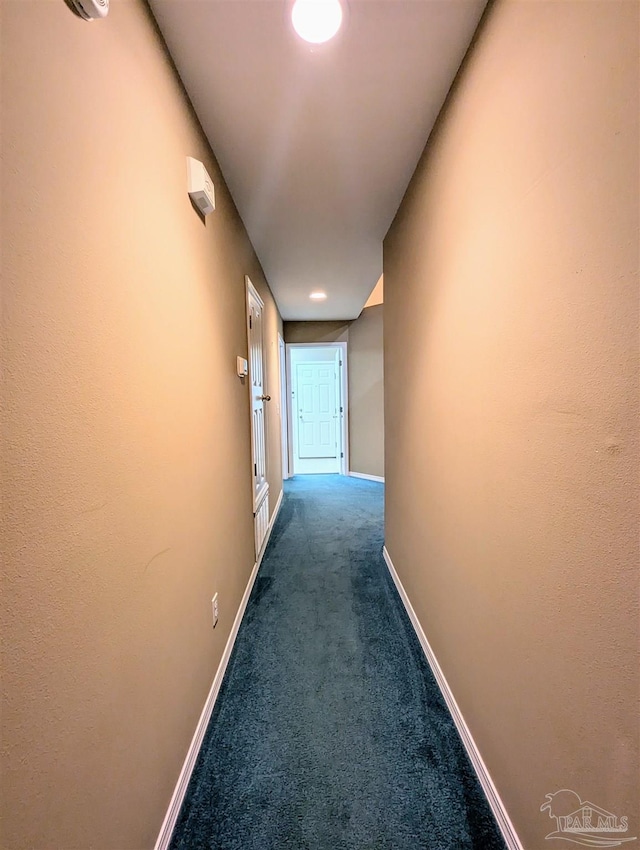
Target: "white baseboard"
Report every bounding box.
[382,546,524,850]
[154,491,285,850]
[348,471,385,483]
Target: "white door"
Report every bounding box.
[246,278,269,557]
[296,361,338,459]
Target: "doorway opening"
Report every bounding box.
[286,343,348,476]
[278,333,289,480]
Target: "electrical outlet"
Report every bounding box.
[212,593,219,628]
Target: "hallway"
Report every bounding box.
[170,476,505,850]
[3,2,638,847]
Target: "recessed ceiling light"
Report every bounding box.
[292,0,343,44]
[310,291,327,300]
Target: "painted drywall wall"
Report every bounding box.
[384,2,639,848]
[284,320,350,343]
[0,1,282,848]
[348,305,384,478]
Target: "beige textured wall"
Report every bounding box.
[348,306,384,478]
[384,1,639,847]
[284,320,350,343]
[0,1,282,848]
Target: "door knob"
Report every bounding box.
[260,395,271,401]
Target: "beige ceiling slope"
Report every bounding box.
[149,0,487,320]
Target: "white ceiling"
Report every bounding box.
[149,0,487,320]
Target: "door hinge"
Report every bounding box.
[339,360,342,367]
[340,452,344,458]
[249,315,252,329]
[340,406,343,413]
[254,462,257,476]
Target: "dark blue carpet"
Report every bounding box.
[170,475,506,850]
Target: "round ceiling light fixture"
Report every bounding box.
[292,0,343,44]
[309,291,327,300]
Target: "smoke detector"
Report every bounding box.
[186,157,215,216]
[69,0,109,20]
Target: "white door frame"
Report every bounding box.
[285,342,349,476]
[278,333,289,480]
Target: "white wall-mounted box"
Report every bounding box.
[186,157,215,215]
[236,356,248,378]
